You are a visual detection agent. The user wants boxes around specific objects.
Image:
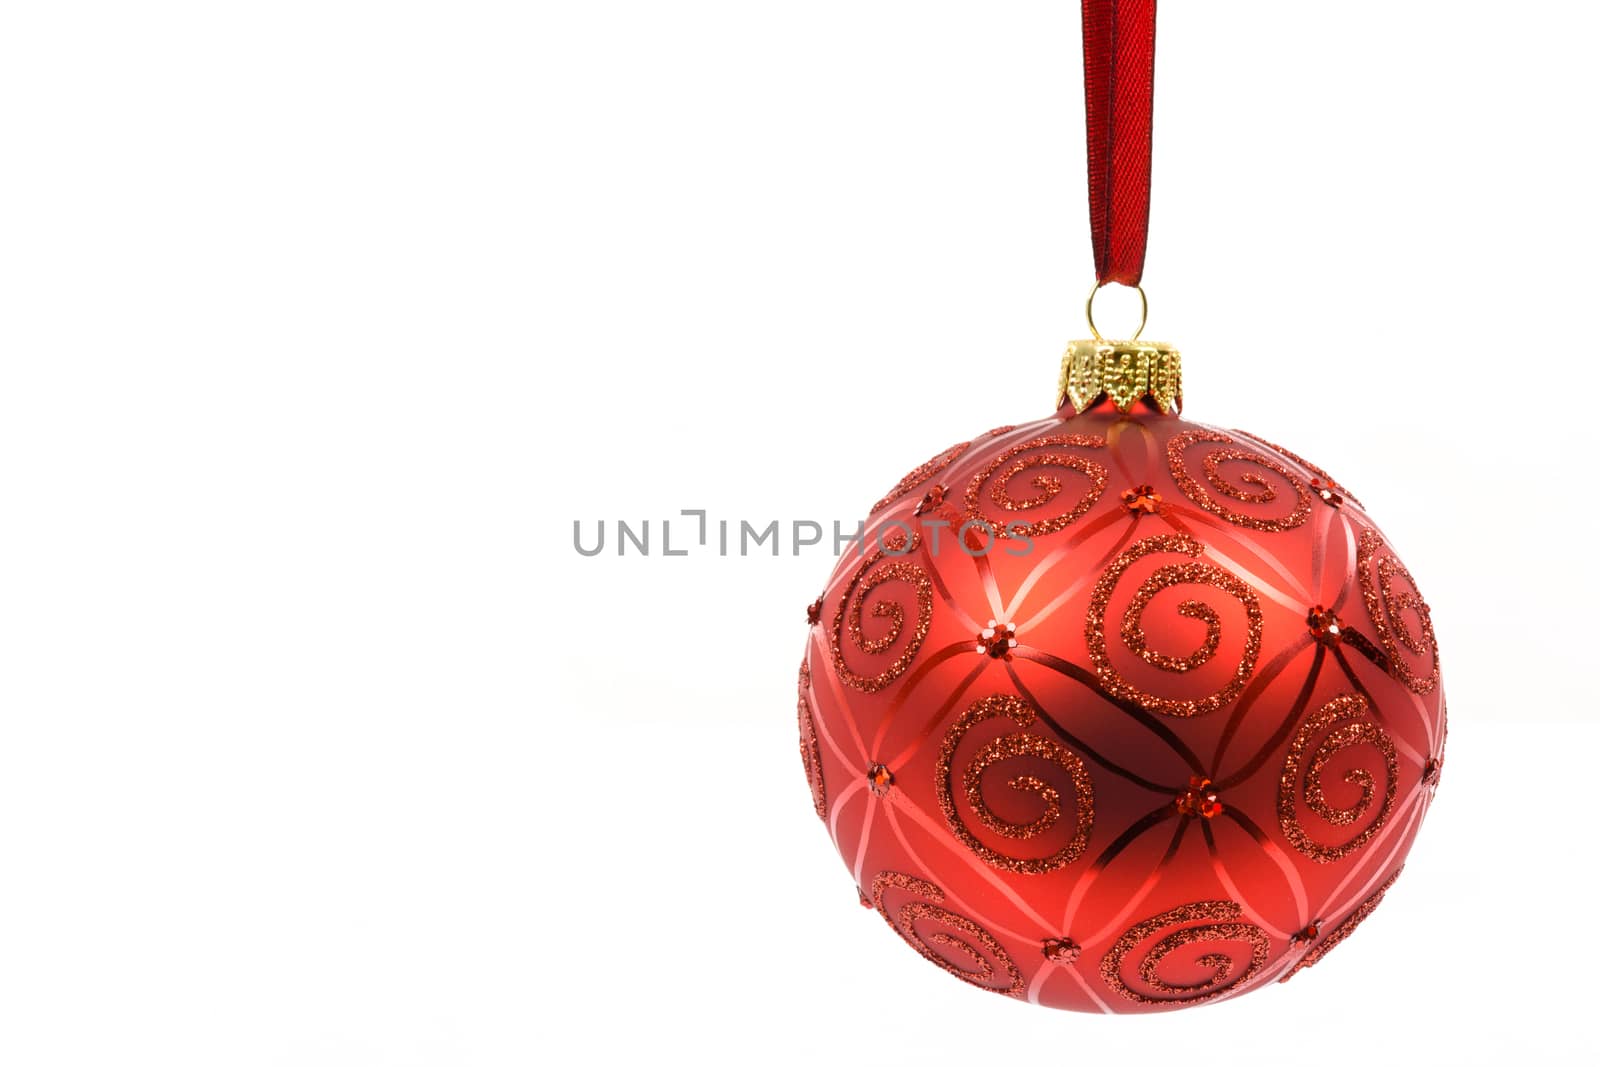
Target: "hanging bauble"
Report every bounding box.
[791,1,1445,1013]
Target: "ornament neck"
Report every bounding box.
[1056,339,1181,417]
[1062,394,1178,418]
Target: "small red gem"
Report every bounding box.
[806,595,824,626]
[867,763,894,797]
[1307,606,1344,645]
[975,619,1018,660]
[1042,937,1081,964]
[1121,484,1161,515]
[914,484,947,516]
[1291,921,1322,945]
[1176,775,1222,819]
[1310,478,1344,507]
[1422,757,1442,787]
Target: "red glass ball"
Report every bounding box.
[796,400,1444,1012]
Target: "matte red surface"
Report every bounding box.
[796,400,1445,1012]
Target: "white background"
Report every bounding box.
[1,2,1595,1064]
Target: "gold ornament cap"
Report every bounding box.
[1056,339,1182,414]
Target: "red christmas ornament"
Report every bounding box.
[796,393,1444,1011]
[792,3,1445,1012]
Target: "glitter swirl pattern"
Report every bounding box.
[797,658,826,820]
[1166,428,1312,531]
[871,871,1025,998]
[1086,534,1264,717]
[1281,868,1403,982]
[1099,901,1271,1006]
[828,535,934,693]
[1278,693,1398,863]
[1232,428,1361,507]
[934,693,1095,874]
[962,433,1109,539]
[1357,528,1440,694]
[872,441,972,514]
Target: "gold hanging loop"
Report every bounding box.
[1085,282,1147,342]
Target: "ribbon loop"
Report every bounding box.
[1082,0,1157,287]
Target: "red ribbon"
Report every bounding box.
[1082,0,1157,287]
